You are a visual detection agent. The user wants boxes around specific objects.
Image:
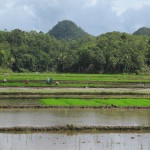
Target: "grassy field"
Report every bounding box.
[1,72,150,87]
[1,82,147,88]
[1,72,150,82]
[1,72,150,108]
[0,82,121,88]
[40,98,150,107]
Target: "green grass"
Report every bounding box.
[0,82,99,87]
[0,82,55,87]
[1,72,150,88]
[40,98,150,107]
[1,72,150,82]
[0,82,124,88]
[0,67,12,73]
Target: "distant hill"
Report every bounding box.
[48,20,90,40]
[133,27,150,36]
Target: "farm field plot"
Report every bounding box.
[0,73,150,133]
[1,73,150,88]
[0,109,149,127]
[2,73,150,82]
[1,85,150,100]
[0,132,150,150]
[40,98,150,107]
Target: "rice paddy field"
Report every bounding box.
[1,72,150,88]
[0,72,150,150]
[0,72,150,107]
[40,98,150,107]
[0,72,150,82]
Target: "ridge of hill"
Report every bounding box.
[48,20,90,40]
[133,27,150,36]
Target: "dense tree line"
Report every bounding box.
[0,29,66,72]
[0,28,150,73]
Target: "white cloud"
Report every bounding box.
[112,0,150,16]
[84,0,97,7]
[0,0,150,35]
[35,0,59,8]
[134,24,144,30]
[23,5,36,18]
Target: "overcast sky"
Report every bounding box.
[0,0,150,35]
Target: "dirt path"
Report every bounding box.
[0,87,150,93]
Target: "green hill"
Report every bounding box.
[133,27,150,36]
[48,20,90,40]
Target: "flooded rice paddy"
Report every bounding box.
[0,99,40,106]
[0,132,149,150]
[0,109,149,127]
[0,97,150,149]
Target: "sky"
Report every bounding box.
[0,0,150,36]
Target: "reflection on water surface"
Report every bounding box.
[0,133,150,150]
[0,109,149,127]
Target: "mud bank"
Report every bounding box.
[1,92,150,99]
[1,87,150,93]
[1,91,150,95]
[0,105,150,109]
[1,95,150,99]
[0,125,150,132]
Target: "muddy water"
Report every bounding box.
[0,109,149,127]
[0,132,149,150]
[0,99,40,106]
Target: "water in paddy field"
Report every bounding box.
[0,109,149,127]
[0,108,149,149]
[0,133,149,150]
[0,99,40,106]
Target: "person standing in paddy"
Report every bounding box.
[46,77,49,84]
[49,76,53,85]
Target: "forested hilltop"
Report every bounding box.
[0,20,150,73]
[48,20,89,40]
[133,27,150,36]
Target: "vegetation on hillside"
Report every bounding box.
[0,21,150,73]
[48,20,89,40]
[133,27,150,36]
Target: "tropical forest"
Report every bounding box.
[0,20,150,74]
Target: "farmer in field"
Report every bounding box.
[55,81,59,86]
[49,76,53,85]
[46,77,49,84]
[3,79,7,83]
[25,80,29,84]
